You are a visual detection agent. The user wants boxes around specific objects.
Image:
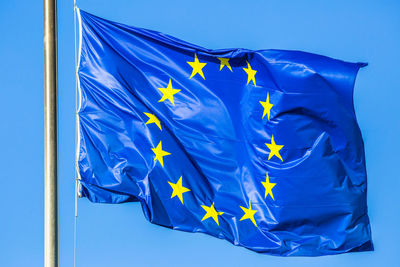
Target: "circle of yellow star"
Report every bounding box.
[261,172,276,200]
[259,93,273,120]
[265,135,284,161]
[239,200,258,227]
[158,79,181,105]
[201,202,224,225]
[143,112,162,130]
[243,61,257,86]
[187,53,207,79]
[151,141,171,167]
[168,176,191,204]
[217,57,232,72]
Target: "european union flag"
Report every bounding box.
[76,9,373,256]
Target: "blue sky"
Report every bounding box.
[1,0,399,266]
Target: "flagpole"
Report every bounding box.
[44,0,58,266]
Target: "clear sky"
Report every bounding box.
[1,0,399,266]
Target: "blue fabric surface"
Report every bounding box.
[77,9,373,256]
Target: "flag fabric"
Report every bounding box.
[76,9,373,256]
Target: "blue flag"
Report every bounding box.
[76,9,373,256]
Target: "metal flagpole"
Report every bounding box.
[44,0,58,266]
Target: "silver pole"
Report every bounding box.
[44,0,58,266]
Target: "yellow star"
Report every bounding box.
[201,202,224,225]
[151,141,171,167]
[168,176,191,204]
[239,200,258,227]
[143,112,162,131]
[265,135,284,161]
[187,53,207,79]
[243,61,257,86]
[259,93,273,120]
[217,57,232,72]
[158,79,181,105]
[261,172,276,200]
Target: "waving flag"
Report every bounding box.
[76,9,373,256]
